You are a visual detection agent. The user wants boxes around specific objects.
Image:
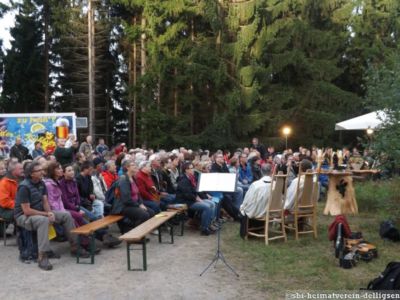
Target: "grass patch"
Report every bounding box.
[221,178,400,299]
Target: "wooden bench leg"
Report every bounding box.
[158,224,174,244]
[143,239,147,271]
[126,239,147,271]
[89,234,95,264]
[76,234,95,265]
[2,221,7,246]
[180,217,184,236]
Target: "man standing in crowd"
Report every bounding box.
[95,138,109,156]
[32,141,44,159]
[79,135,93,159]
[0,139,10,159]
[54,138,78,166]
[10,137,29,162]
[14,161,88,270]
[250,137,267,160]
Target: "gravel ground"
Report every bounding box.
[0,224,266,300]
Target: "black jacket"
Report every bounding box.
[118,175,143,208]
[75,174,94,201]
[10,144,29,162]
[176,175,207,206]
[210,162,229,173]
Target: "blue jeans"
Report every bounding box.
[190,200,215,231]
[233,187,244,210]
[209,192,223,220]
[160,193,176,210]
[92,200,104,218]
[143,200,161,214]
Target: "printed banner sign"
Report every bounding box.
[0,113,76,156]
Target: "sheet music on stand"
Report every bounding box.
[197,173,237,193]
[197,172,240,277]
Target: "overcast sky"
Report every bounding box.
[0,0,16,51]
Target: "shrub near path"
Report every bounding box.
[221,178,400,299]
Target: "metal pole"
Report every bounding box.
[285,135,288,150]
[88,0,95,138]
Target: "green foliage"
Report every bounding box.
[1,0,45,112]
[355,177,400,218]
[1,0,400,150]
[365,51,400,167]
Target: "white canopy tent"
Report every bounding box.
[335,110,387,130]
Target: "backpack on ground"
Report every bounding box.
[17,226,38,263]
[367,262,400,290]
[380,220,400,242]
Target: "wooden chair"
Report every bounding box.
[285,169,319,240]
[246,172,288,245]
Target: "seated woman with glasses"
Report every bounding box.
[176,162,217,236]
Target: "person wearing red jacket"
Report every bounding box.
[135,161,161,213]
[101,160,119,189]
[0,161,23,221]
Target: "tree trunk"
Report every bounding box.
[43,0,50,112]
[88,0,96,138]
[173,67,178,117]
[140,16,147,148]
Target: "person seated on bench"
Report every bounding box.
[149,154,176,208]
[59,163,121,248]
[117,160,155,233]
[91,157,108,205]
[14,161,90,271]
[76,161,104,219]
[176,162,217,236]
[0,161,23,235]
[136,161,161,214]
[102,160,118,189]
[284,159,313,211]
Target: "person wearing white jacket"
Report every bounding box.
[92,157,108,202]
[240,163,273,219]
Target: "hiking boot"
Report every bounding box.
[70,246,91,258]
[102,234,122,248]
[38,252,53,271]
[5,223,15,236]
[200,229,211,236]
[209,224,219,232]
[84,245,102,255]
[46,250,61,259]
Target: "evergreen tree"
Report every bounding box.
[225,0,363,147]
[365,51,400,168]
[1,0,45,112]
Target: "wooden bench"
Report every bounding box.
[119,211,177,271]
[0,217,13,246]
[167,204,188,236]
[70,215,123,264]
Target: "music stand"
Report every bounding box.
[197,173,240,277]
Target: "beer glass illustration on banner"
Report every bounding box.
[55,118,69,139]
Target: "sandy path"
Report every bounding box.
[0,224,265,300]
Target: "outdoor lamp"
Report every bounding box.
[282,126,292,150]
[366,127,374,136]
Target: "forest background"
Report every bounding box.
[0,0,399,151]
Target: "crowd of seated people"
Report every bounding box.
[0,134,384,270]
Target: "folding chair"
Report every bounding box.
[246,172,288,245]
[285,169,319,240]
